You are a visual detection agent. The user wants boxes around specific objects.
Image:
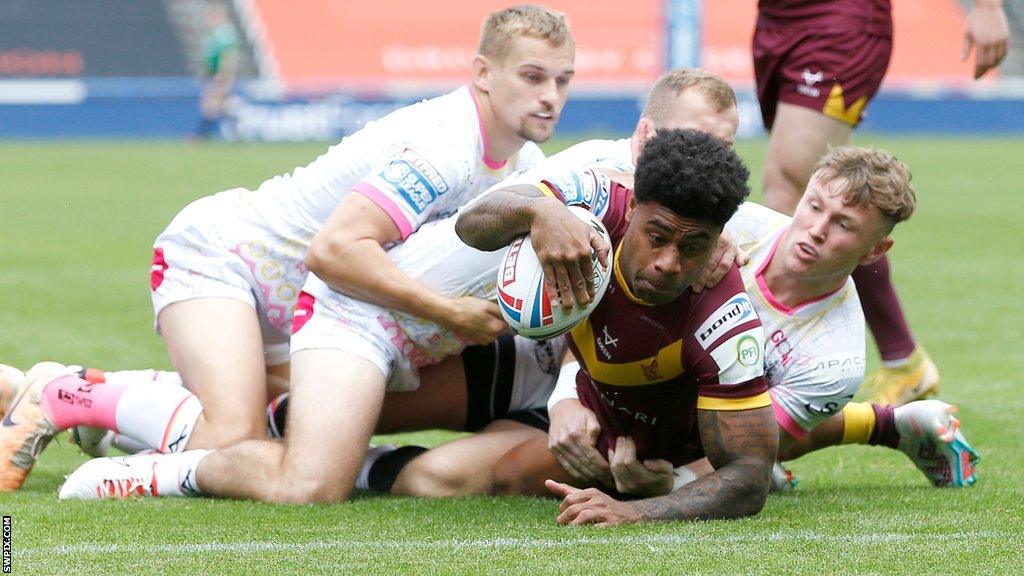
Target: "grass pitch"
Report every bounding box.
[1,137,1022,575]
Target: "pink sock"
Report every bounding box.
[42,375,127,432]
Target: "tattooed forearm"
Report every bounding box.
[454,185,547,250]
[629,406,778,522]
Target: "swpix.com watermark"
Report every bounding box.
[2,515,11,573]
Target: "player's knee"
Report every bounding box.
[398,457,473,497]
[490,457,533,496]
[272,473,351,504]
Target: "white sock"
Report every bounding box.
[114,384,204,453]
[102,369,183,388]
[152,449,212,497]
[112,433,150,454]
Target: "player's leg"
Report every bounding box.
[762,103,852,213]
[491,434,574,496]
[60,349,387,503]
[391,419,546,497]
[158,298,269,448]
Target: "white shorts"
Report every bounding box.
[150,188,311,365]
[290,214,507,392]
[508,335,566,412]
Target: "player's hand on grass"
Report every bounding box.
[545,479,640,527]
[607,436,674,496]
[443,296,508,344]
[548,399,612,485]
[530,199,610,311]
[962,2,1010,79]
[692,230,748,293]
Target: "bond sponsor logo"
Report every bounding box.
[697,294,755,349]
[737,335,761,367]
[546,169,595,207]
[381,149,449,214]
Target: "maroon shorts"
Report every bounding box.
[754,23,892,130]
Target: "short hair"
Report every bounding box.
[811,147,917,230]
[478,5,574,61]
[633,129,750,227]
[642,68,737,126]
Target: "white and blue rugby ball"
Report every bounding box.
[496,206,613,340]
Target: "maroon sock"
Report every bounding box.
[852,256,916,362]
[867,404,899,448]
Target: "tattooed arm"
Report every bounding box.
[631,406,778,521]
[455,183,608,308]
[548,405,777,526]
[454,184,551,250]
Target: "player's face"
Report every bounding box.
[783,176,893,279]
[619,199,721,305]
[485,36,575,143]
[630,90,739,162]
[658,90,739,145]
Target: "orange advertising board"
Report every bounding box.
[253,0,666,92]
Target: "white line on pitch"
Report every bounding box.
[17,530,1017,557]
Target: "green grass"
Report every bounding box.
[1,137,1023,575]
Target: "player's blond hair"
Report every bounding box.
[642,68,737,125]
[812,147,917,230]
[478,5,574,61]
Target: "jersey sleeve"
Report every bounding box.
[535,167,632,237]
[352,145,464,240]
[724,202,791,249]
[685,267,771,411]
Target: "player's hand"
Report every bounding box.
[545,479,641,527]
[962,3,1010,79]
[692,230,748,293]
[607,436,675,497]
[443,296,508,345]
[548,399,613,485]
[530,200,610,311]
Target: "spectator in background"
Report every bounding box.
[194,3,240,139]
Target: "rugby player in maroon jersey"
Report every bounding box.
[456,129,778,524]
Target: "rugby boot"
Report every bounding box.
[895,400,979,487]
[865,347,940,406]
[0,362,71,491]
[0,364,25,421]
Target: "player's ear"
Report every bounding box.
[625,195,637,222]
[859,236,893,266]
[630,118,654,162]
[471,54,491,93]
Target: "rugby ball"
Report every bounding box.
[496,206,613,339]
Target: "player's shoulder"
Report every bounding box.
[725,202,791,247]
[689,267,761,348]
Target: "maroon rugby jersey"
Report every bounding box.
[758,0,892,36]
[538,168,771,466]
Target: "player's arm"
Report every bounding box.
[307,193,505,344]
[545,353,613,485]
[634,405,777,521]
[457,177,610,308]
[963,0,1010,79]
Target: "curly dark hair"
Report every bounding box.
[633,129,750,227]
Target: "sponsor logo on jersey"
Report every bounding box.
[379,149,449,214]
[544,168,597,208]
[597,326,618,356]
[641,357,661,381]
[737,335,761,367]
[804,396,854,417]
[696,293,756,349]
[500,238,524,288]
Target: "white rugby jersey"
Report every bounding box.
[726,202,866,439]
[243,85,543,245]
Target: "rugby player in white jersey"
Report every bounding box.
[0,4,575,492]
